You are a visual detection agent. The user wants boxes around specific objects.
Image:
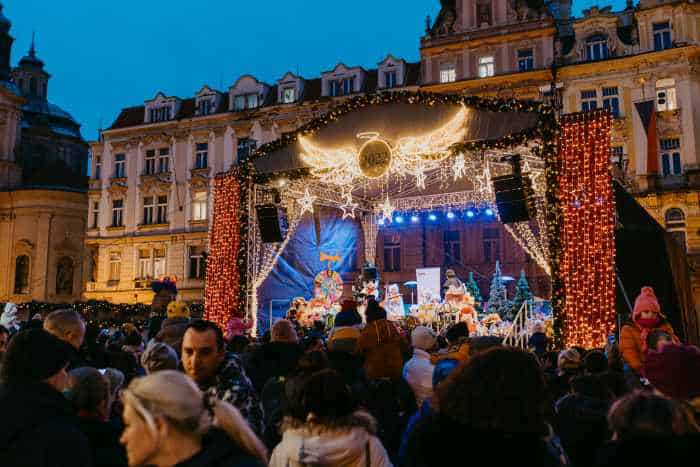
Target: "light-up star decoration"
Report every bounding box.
[453,153,466,180]
[339,192,358,220]
[297,188,316,215]
[380,196,395,223]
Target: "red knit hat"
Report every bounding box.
[633,286,661,319]
[644,344,700,400]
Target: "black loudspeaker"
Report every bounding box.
[492,174,535,223]
[256,204,288,243]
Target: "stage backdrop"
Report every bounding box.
[256,209,360,334]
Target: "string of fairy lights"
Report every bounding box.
[203,91,616,348]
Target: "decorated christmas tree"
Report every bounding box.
[465,271,483,312]
[487,261,511,319]
[511,269,533,319]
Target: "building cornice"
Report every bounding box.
[421,26,557,56]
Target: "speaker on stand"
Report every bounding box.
[256,204,289,243]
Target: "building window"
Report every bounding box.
[478,56,495,78]
[111,199,124,227]
[660,138,681,176]
[343,77,354,95]
[653,22,672,51]
[586,35,609,61]
[198,99,213,116]
[476,0,492,26]
[109,252,121,282]
[149,106,171,123]
[247,93,259,109]
[56,257,74,295]
[581,89,598,112]
[383,237,401,272]
[483,227,500,263]
[114,153,126,178]
[153,248,166,278]
[138,249,151,279]
[94,155,102,179]
[91,201,100,229]
[189,246,207,280]
[602,86,620,118]
[195,143,208,169]
[143,195,168,225]
[656,79,678,111]
[665,208,686,251]
[158,148,170,173]
[29,77,37,95]
[233,95,245,111]
[443,230,461,265]
[518,49,534,72]
[440,63,456,83]
[14,255,30,294]
[192,191,208,221]
[237,138,257,164]
[384,70,398,88]
[144,150,156,175]
[282,87,296,103]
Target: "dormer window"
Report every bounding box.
[329,77,354,97]
[149,107,171,123]
[384,70,397,88]
[586,35,609,61]
[233,93,260,111]
[282,87,296,103]
[198,99,213,116]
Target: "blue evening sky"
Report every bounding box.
[6,0,626,141]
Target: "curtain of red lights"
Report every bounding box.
[204,172,244,330]
[557,111,616,348]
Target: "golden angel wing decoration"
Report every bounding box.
[393,105,469,168]
[298,136,359,185]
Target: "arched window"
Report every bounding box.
[29,77,37,96]
[586,34,609,61]
[56,256,74,295]
[14,255,30,294]
[665,208,686,251]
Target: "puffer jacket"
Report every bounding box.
[619,321,677,373]
[358,320,407,381]
[269,412,392,467]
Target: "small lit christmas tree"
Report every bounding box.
[487,261,511,319]
[465,271,483,312]
[511,270,533,319]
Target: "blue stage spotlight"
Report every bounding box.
[428,213,438,221]
[466,210,475,218]
[395,215,404,224]
[485,208,494,217]
[446,211,456,220]
[410,215,420,223]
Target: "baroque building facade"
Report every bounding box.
[86,0,700,308]
[0,6,89,304]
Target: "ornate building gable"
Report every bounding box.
[276,72,305,105]
[228,75,271,112]
[320,63,367,97]
[144,92,181,124]
[377,55,407,89]
[194,85,223,117]
[565,6,635,64]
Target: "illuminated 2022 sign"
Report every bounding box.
[358,138,392,179]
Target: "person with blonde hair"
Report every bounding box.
[120,370,267,467]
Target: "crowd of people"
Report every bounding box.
[0,286,699,467]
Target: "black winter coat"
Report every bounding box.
[78,416,128,467]
[554,394,611,467]
[0,382,92,467]
[175,428,264,467]
[243,341,303,393]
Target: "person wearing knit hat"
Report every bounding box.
[0,329,92,466]
[328,300,362,354]
[404,326,438,406]
[166,300,190,319]
[141,341,179,374]
[620,286,679,374]
[244,319,304,393]
[644,344,700,405]
[155,301,191,356]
